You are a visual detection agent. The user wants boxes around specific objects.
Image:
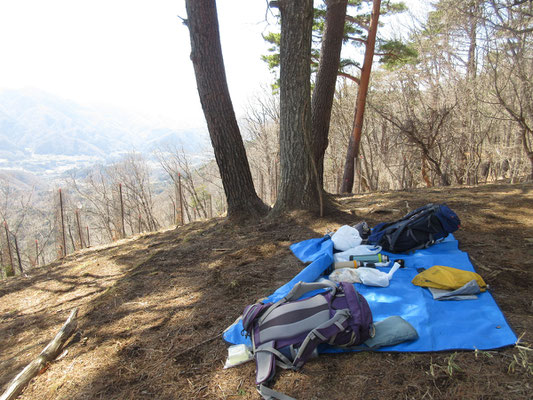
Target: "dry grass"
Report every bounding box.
[1,182,532,399]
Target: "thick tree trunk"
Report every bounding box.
[185,0,267,218]
[311,0,349,186]
[273,0,320,213]
[340,0,381,193]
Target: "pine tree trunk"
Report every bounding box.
[340,0,381,193]
[273,0,320,213]
[311,0,349,185]
[340,126,358,193]
[185,0,267,218]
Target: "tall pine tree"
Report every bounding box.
[185,0,267,218]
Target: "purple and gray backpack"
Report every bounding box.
[242,280,373,400]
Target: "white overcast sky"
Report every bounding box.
[0,0,429,131]
[0,0,275,130]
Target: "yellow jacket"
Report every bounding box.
[412,265,487,292]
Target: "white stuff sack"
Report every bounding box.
[357,262,401,287]
[333,244,382,263]
[329,267,361,283]
[331,225,362,251]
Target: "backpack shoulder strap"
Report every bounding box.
[258,384,297,400]
[283,280,337,301]
[383,205,440,252]
[381,219,411,251]
[292,308,351,369]
[258,280,337,325]
[402,203,437,221]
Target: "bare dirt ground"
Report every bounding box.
[1,182,532,400]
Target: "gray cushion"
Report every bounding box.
[363,316,418,349]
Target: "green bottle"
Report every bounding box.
[349,254,390,263]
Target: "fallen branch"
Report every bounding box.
[469,255,492,272]
[0,308,79,400]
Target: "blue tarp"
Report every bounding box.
[223,234,517,352]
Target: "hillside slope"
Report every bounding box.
[0,89,207,178]
[1,183,532,399]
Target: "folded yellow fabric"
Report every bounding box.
[412,265,487,292]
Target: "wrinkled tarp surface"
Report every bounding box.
[223,234,517,352]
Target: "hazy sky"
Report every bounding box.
[0,1,429,131]
[0,0,274,130]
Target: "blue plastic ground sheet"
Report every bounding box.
[223,234,517,352]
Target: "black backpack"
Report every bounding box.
[367,204,460,253]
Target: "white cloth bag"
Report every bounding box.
[330,225,362,251]
[356,262,402,287]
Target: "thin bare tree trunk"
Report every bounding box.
[341,0,381,193]
[4,222,14,276]
[75,210,84,248]
[13,234,23,274]
[35,240,39,267]
[59,189,67,257]
[178,173,185,225]
[0,249,5,278]
[119,183,126,238]
[521,127,533,181]
[67,218,76,252]
[86,226,91,247]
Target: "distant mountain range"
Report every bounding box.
[0,169,49,192]
[0,89,208,180]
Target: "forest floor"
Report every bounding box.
[0,182,532,400]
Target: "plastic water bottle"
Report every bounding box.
[349,254,390,263]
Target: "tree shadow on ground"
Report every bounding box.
[2,184,532,399]
[1,214,338,398]
[0,231,168,388]
[44,217,332,399]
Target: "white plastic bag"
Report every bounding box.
[329,267,361,283]
[331,225,362,251]
[357,262,401,288]
[224,344,253,369]
[333,244,382,262]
